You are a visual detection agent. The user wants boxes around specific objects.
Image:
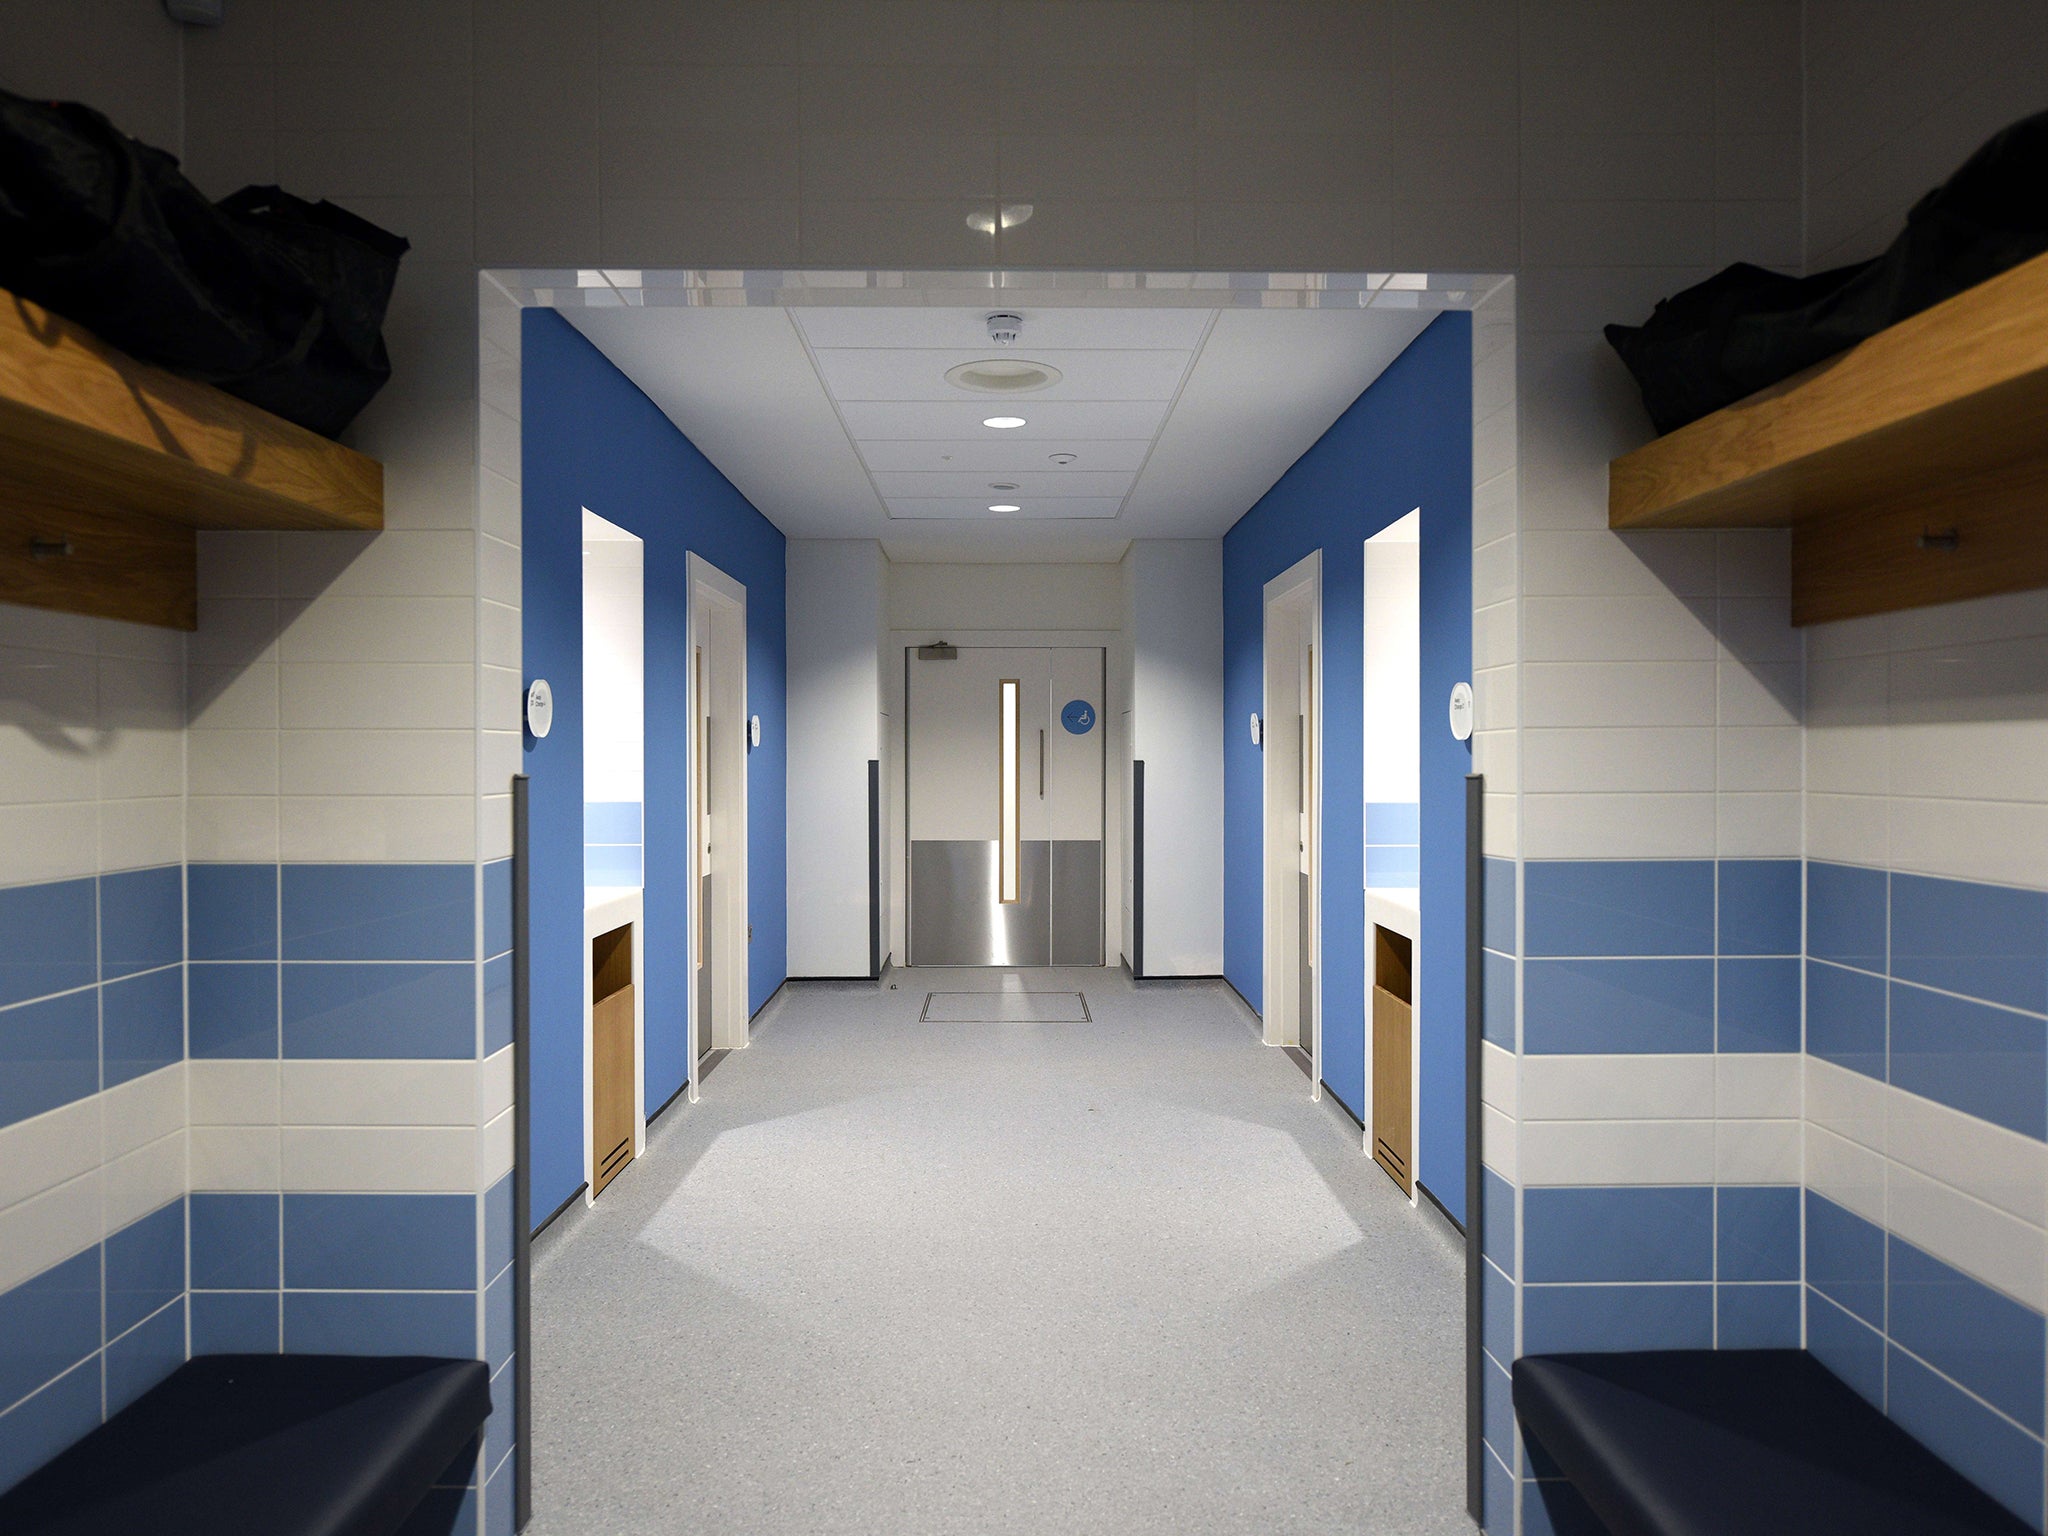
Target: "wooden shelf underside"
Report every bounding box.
[0,290,382,631]
[1609,250,2048,626]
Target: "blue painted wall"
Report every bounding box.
[521,309,788,1222]
[1221,312,1473,1219]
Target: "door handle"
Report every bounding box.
[1039,729,1046,798]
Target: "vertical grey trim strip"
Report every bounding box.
[512,774,533,1532]
[1131,759,1145,980]
[1465,771,1485,1525]
[902,646,913,965]
[867,758,881,979]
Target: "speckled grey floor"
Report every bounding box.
[526,968,1470,1536]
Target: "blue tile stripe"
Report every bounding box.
[1524,859,1715,958]
[0,877,95,1010]
[282,963,475,1058]
[483,860,512,962]
[1499,860,2039,1531]
[0,1197,189,1496]
[99,867,182,980]
[1525,1186,1714,1283]
[0,857,499,1499]
[4,1185,494,1495]
[0,863,192,1133]
[1524,957,1714,1054]
[1513,1186,1803,1363]
[1890,872,2048,1015]
[283,1195,477,1291]
[282,865,474,962]
[1481,856,1517,1053]
[1513,859,1806,1061]
[1806,862,2048,1141]
[1801,1191,2048,1528]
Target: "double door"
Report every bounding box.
[907,646,1104,967]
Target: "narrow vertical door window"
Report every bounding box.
[696,644,708,966]
[999,678,1021,903]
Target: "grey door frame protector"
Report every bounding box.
[905,645,1106,968]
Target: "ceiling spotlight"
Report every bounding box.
[964,205,1034,236]
[988,503,1022,513]
[983,416,1026,430]
[989,482,1020,491]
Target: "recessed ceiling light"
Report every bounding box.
[946,359,1062,394]
[988,503,1022,513]
[988,482,1020,491]
[964,204,1034,235]
[1047,453,1077,465]
[982,416,1026,430]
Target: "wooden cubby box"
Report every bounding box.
[1371,925,1414,1198]
[1609,250,2048,625]
[591,924,635,1198]
[0,288,383,631]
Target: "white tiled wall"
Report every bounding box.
[1805,0,2048,269]
[0,616,186,885]
[1470,281,1518,861]
[0,603,186,1295]
[1798,0,2048,1356]
[0,1065,187,1296]
[479,274,525,862]
[1808,591,2048,887]
[1514,1054,1800,1186]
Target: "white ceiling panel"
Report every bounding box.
[559,306,882,537]
[883,529,1134,563]
[809,347,1193,403]
[857,439,1154,473]
[869,470,1134,499]
[885,497,1126,520]
[1119,308,1436,533]
[792,306,1215,352]
[563,294,1444,551]
[839,399,1171,441]
[868,468,1138,499]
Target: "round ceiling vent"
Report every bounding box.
[945,358,1062,394]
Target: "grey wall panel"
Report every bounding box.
[1052,841,1104,967]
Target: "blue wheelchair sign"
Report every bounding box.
[1061,699,1096,735]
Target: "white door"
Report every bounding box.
[906,646,1104,966]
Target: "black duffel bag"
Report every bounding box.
[0,87,408,440]
[1607,108,2048,436]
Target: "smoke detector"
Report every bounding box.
[986,313,1023,346]
[1047,453,1077,466]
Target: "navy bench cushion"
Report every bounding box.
[1513,1350,2034,1536]
[0,1354,491,1536]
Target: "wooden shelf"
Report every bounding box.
[1609,250,2048,626]
[0,289,383,630]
